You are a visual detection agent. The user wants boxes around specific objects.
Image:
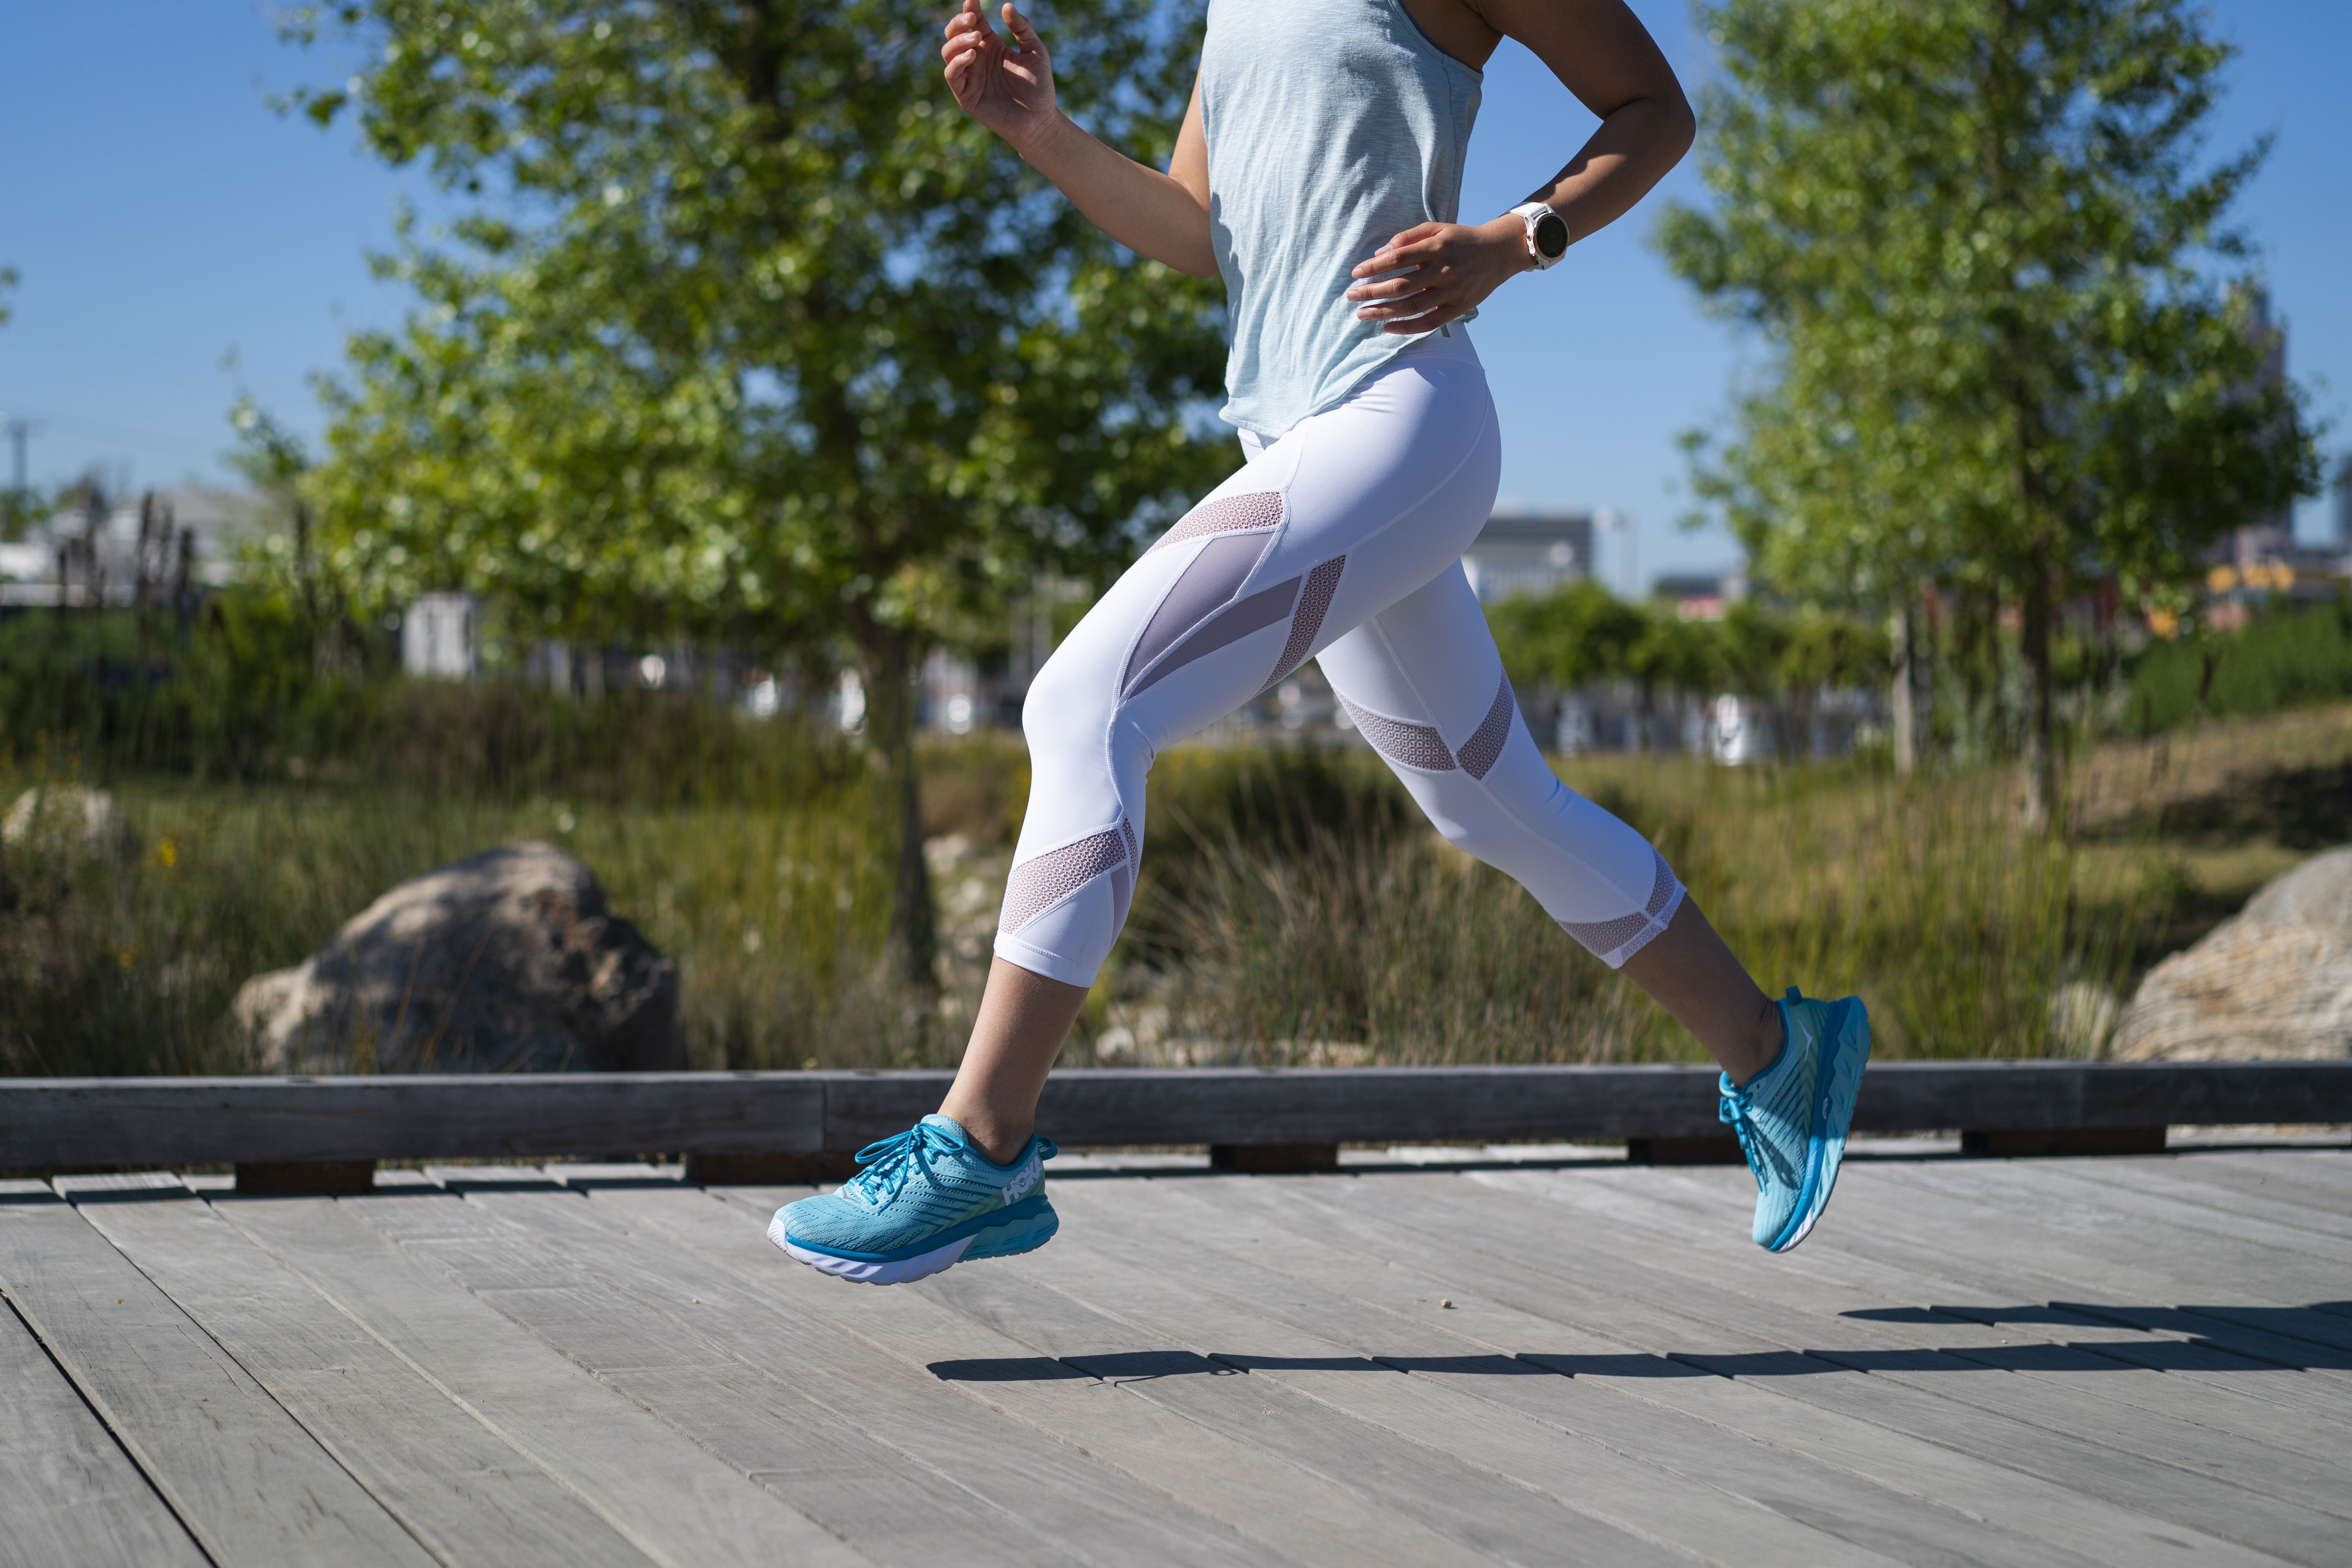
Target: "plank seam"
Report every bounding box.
[1,1286,222,1568]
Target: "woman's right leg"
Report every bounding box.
[948,336,1506,1160]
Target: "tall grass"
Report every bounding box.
[2127,598,2352,733]
[1141,752,2162,1064]
[2,690,2180,1076]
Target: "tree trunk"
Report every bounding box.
[1889,596,1917,776]
[2018,568,2058,833]
[852,621,939,995]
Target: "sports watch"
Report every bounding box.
[1510,201,1570,269]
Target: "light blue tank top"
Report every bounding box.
[1200,0,1483,437]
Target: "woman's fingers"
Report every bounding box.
[1004,2,1043,49]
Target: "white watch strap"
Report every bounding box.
[1511,202,1568,270]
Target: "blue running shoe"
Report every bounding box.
[768,1114,1058,1285]
[1718,988,1871,1252]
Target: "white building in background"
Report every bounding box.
[401,593,480,678]
[1460,508,1593,603]
[0,488,263,607]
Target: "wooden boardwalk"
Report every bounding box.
[3,1146,2348,1567]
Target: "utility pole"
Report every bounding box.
[1,413,31,496]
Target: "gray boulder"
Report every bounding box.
[233,842,687,1073]
[2,784,139,862]
[2115,847,2352,1060]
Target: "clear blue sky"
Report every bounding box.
[2,2,2344,590]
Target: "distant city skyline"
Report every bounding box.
[2,1,2344,592]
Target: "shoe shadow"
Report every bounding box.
[926,1302,2352,1381]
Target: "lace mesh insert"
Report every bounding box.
[1264,556,1346,691]
[1559,846,1681,961]
[1147,491,1284,554]
[1339,697,1456,772]
[1457,674,1516,780]
[1000,828,1129,934]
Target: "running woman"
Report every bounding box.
[771,0,1871,1285]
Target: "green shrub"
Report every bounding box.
[2127,598,2352,732]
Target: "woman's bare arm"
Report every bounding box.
[943,1,1217,278]
[1348,0,1696,332]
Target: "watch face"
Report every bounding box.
[1534,212,1569,260]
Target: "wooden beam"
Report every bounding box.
[0,1061,2344,1170]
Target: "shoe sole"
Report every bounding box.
[1767,998,1872,1253]
[768,1201,1059,1287]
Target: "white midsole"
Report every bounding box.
[768,1213,976,1285]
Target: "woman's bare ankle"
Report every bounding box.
[937,1100,1033,1166]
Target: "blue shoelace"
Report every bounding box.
[1718,1087,1765,1189]
[843,1121,964,1207]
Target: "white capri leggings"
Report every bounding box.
[997,329,1684,988]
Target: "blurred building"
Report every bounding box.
[0,487,260,608]
[401,593,481,679]
[2334,452,2352,552]
[1460,508,1592,603]
[1651,567,1748,621]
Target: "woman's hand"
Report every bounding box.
[1345,218,1535,334]
[942,0,1060,154]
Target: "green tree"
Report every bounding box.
[1490,577,1647,689]
[1660,0,2318,824]
[285,1,1233,988]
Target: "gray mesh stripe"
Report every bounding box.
[1120,817,1137,867]
[1559,847,1679,958]
[1123,532,1270,694]
[999,828,1128,934]
[1109,862,1133,933]
[1339,696,1456,771]
[1127,577,1302,698]
[1263,556,1346,691]
[1147,491,1284,554]
[1457,674,1516,780]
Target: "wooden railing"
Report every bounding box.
[4,1060,2345,1192]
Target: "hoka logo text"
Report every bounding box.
[1001,1154,1040,1204]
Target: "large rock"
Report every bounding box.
[2114,847,2352,1060]
[234,842,687,1073]
[2,784,139,862]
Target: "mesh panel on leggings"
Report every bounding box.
[1120,817,1137,867]
[1338,696,1456,772]
[1147,491,1285,553]
[1457,674,1516,780]
[1263,556,1346,691]
[999,828,1129,934]
[1558,846,1679,960]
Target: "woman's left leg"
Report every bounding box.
[1311,561,1780,1080]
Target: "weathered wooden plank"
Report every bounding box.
[2132,1151,2352,1223]
[367,1184,1275,1567]
[916,1236,1693,1566]
[604,1182,1497,1568]
[2054,1156,2352,1239]
[212,1193,871,1568]
[937,1176,1917,1568]
[345,1187,1066,1568]
[1034,1175,2127,1568]
[0,1178,436,1566]
[1303,1170,2352,1557]
[0,1211,209,1568]
[1849,1160,2352,1357]
[0,1074,827,1166]
[1229,1172,2299,1568]
[1711,1159,2352,1419]
[1953,1156,2352,1270]
[1468,1164,2352,1472]
[6,1062,2348,1168]
[73,1187,663,1568]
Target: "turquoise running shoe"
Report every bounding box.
[1718,988,1872,1252]
[767,1114,1058,1285]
